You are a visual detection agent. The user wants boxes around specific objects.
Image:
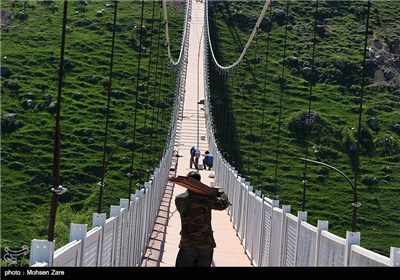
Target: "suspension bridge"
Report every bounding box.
[2,0,399,268]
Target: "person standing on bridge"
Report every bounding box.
[175,171,230,267]
[190,146,201,170]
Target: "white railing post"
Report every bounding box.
[144,181,152,243]
[111,205,122,218]
[93,213,107,228]
[121,198,132,265]
[127,195,137,267]
[120,198,129,209]
[92,213,106,266]
[243,182,253,254]
[29,240,54,267]
[271,199,279,208]
[279,205,291,266]
[231,172,237,228]
[246,182,253,193]
[244,191,253,261]
[236,177,245,241]
[262,198,279,266]
[69,224,87,267]
[315,220,329,266]
[390,247,400,267]
[345,231,360,266]
[110,205,123,267]
[257,195,265,267]
[70,224,87,241]
[294,211,307,265]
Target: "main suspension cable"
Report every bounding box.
[207,0,272,71]
[162,0,188,66]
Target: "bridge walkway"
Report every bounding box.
[141,0,252,267]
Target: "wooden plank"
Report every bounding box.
[168,176,217,196]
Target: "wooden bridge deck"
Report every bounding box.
[141,0,252,267]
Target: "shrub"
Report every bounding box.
[375,135,400,156]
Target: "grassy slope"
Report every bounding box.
[1,0,184,258]
[0,0,398,264]
[208,0,399,256]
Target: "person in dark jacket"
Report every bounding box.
[175,171,230,267]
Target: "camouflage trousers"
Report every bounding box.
[175,248,214,267]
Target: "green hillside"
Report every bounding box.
[1,0,399,267]
[208,0,399,257]
[1,0,184,266]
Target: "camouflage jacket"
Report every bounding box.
[175,188,230,249]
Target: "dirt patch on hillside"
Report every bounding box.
[370,39,400,87]
[1,10,12,28]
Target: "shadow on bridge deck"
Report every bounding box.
[141,0,252,268]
